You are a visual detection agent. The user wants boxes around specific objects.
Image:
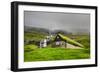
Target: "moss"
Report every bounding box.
[58,34,84,47]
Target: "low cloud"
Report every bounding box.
[24,11,90,33]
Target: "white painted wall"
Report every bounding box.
[0,0,99,73]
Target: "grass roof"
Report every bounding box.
[58,34,84,48]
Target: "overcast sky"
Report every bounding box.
[24,11,90,33]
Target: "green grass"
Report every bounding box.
[24,32,90,62]
[24,47,90,62]
[24,44,38,52]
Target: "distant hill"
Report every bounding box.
[24,26,72,35]
[24,26,50,34]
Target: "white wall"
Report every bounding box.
[0,0,99,73]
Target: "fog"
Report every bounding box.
[24,11,90,33]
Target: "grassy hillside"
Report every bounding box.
[24,31,47,41]
[24,29,90,62]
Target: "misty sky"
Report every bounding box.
[24,11,90,33]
